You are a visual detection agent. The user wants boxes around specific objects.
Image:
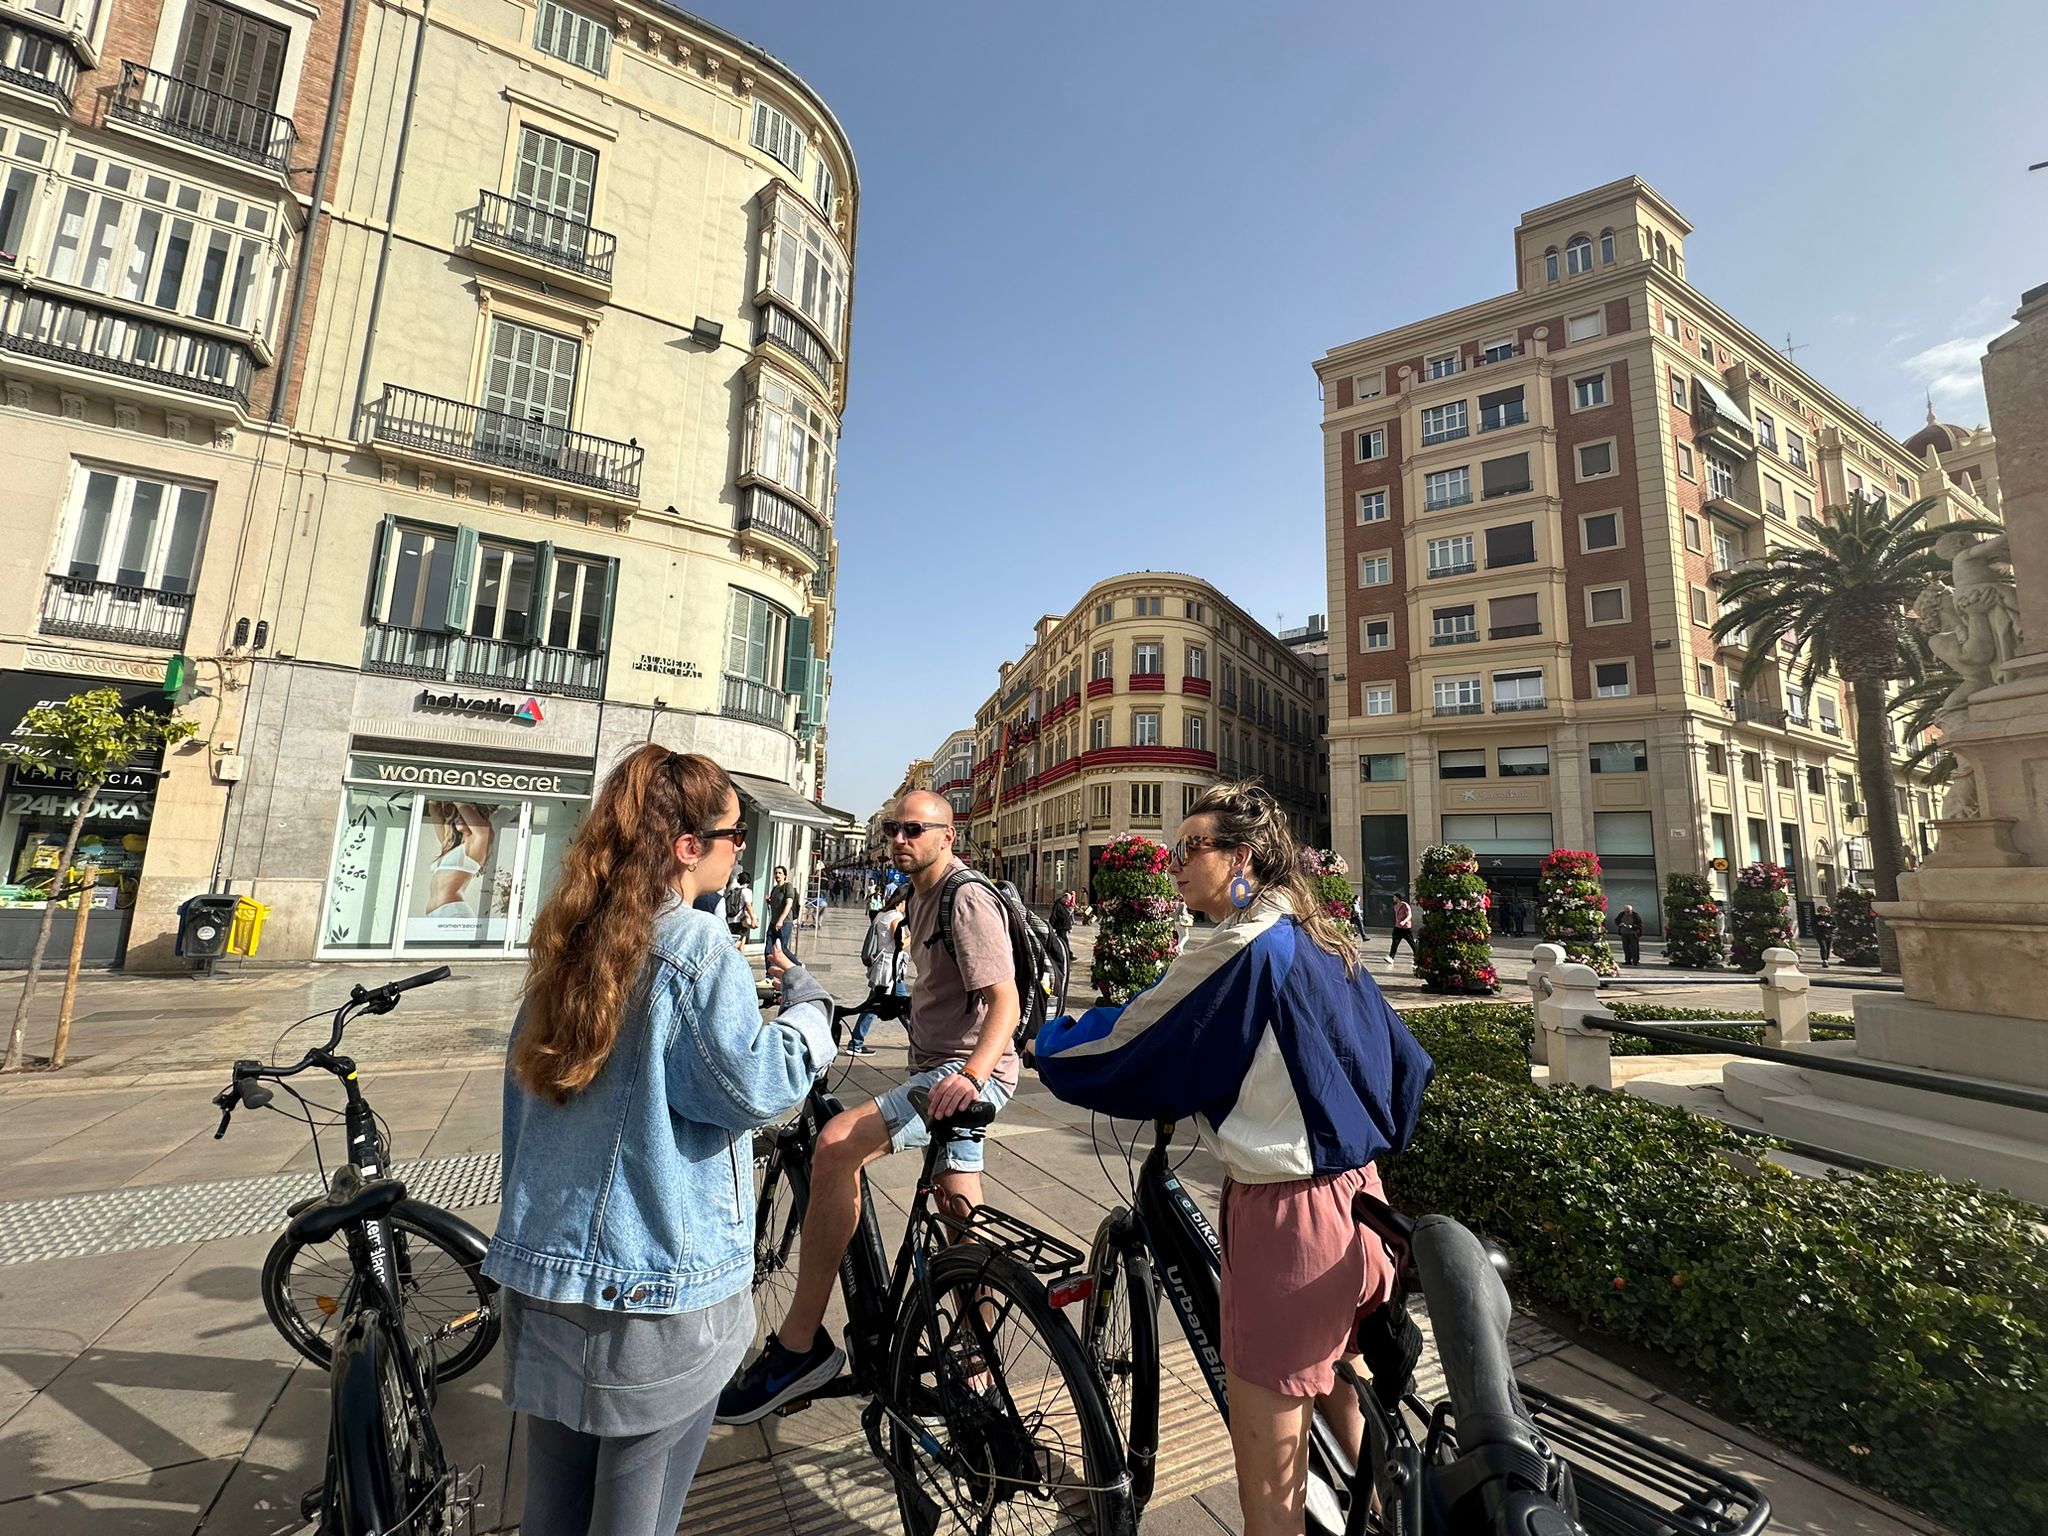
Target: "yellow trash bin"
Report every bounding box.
[228,896,270,956]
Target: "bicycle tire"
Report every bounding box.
[330,1311,455,1535]
[886,1243,1134,1535]
[1082,1214,1159,1512]
[748,1128,808,1357]
[263,1210,498,1383]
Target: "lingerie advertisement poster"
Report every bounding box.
[404,799,518,946]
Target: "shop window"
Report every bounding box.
[58,468,210,594]
[1590,739,1647,773]
[1438,748,1487,780]
[1498,746,1549,778]
[1361,752,1406,782]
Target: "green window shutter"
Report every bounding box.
[597,557,618,651]
[370,513,397,622]
[443,525,478,633]
[783,614,813,695]
[805,656,828,726]
[530,541,556,645]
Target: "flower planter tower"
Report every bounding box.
[1089,833,1181,1004]
[1539,849,1617,975]
[1414,844,1497,993]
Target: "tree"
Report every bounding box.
[1729,862,1796,971]
[1662,871,1725,969]
[1711,493,1996,971]
[1538,849,1617,974]
[1413,844,1497,994]
[2,688,196,1072]
[1089,833,1181,1004]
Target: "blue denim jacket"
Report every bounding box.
[485,902,832,1313]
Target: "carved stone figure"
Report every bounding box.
[1942,754,1981,821]
[1919,530,2023,717]
[1916,583,1993,716]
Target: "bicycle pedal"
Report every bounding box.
[299,1484,325,1521]
[774,1397,813,1416]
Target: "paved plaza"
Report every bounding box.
[0,910,1940,1534]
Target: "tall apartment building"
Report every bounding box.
[929,728,976,825]
[0,0,854,966]
[965,572,1323,902]
[1317,178,1994,931]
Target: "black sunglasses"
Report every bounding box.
[883,819,951,840]
[696,823,748,849]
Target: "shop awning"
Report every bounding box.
[1692,372,1749,426]
[814,801,860,828]
[731,773,835,828]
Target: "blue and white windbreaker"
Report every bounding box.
[1036,893,1433,1184]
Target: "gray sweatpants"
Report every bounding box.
[519,1400,718,1536]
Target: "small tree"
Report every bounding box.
[1729,861,1795,972]
[1414,844,1497,994]
[1832,885,1880,966]
[2,688,195,1072]
[1089,833,1181,1004]
[1662,871,1725,969]
[1539,849,1617,975]
[1301,847,1358,936]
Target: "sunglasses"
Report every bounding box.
[1168,835,1231,869]
[883,819,951,841]
[696,823,748,849]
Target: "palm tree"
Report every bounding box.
[1710,493,1995,972]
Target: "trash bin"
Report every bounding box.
[228,896,269,957]
[177,893,241,960]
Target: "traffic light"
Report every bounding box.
[162,654,208,709]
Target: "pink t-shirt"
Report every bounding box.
[1393,899,1413,928]
[904,860,1021,1089]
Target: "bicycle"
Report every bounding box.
[212,966,494,1534]
[744,998,1136,1534]
[1082,1120,1771,1536]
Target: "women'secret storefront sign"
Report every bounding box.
[345,755,595,799]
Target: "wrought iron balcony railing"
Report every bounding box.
[760,303,835,390]
[110,61,296,173]
[722,672,792,730]
[362,623,605,699]
[468,190,615,283]
[1492,697,1548,713]
[1,17,77,105]
[372,384,642,499]
[1,283,253,403]
[735,485,825,562]
[1434,701,1483,717]
[40,574,192,647]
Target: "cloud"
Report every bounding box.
[1902,332,1995,417]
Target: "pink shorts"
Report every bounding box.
[1220,1164,1395,1398]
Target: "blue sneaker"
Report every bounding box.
[716,1329,844,1424]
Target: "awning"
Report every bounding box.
[814,801,861,828]
[1692,372,1749,426]
[731,772,835,828]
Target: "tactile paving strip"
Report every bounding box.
[0,1152,503,1264]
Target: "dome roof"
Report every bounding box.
[1904,419,1974,456]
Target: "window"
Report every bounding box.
[1481,452,1531,499]
[1478,387,1525,431]
[1421,400,1469,445]
[1438,749,1487,780]
[1130,782,1162,822]
[1359,552,1392,587]
[1488,593,1539,638]
[1670,367,1688,408]
[1581,511,1620,551]
[750,100,807,176]
[1818,696,1840,732]
[1683,514,1703,552]
[1592,661,1632,697]
[1480,337,1517,364]
[482,318,578,437]
[1184,712,1206,749]
[1431,604,1476,645]
[1355,489,1388,524]
[1089,714,1110,750]
[724,587,789,687]
[1787,688,1808,723]
[1544,248,1559,282]
[1132,711,1160,747]
[533,0,611,75]
[1185,644,1207,678]
[1424,466,1472,509]
[1492,670,1545,710]
[1091,784,1111,820]
[1756,411,1777,451]
[1356,427,1386,461]
[1361,752,1406,782]
[1566,310,1602,343]
[1364,683,1395,716]
[747,368,836,511]
[811,155,838,219]
[1590,740,1647,773]
[1740,750,1762,781]
[1091,646,1113,681]
[1807,766,1826,794]
[1426,350,1460,380]
[1794,490,1814,522]
[1762,473,1786,516]
[1588,586,1628,624]
[1699,334,1716,363]
[1775,760,1795,790]
[1565,235,1593,275]
[1182,784,1203,818]
[0,165,37,263]
[1498,746,1549,778]
[1096,602,1118,624]
[1786,431,1808,470]
[764,191,848,351]
[1697,660,1716,695]
[1361,616,1392,650]
[178,0,288,113]
[1662,309,1681,340]
[59,468,210,594]
[1354,373,1384,401]
[1135,596,1163,617]
[1676,443,1695,479]
[1434,676,1482,714]
[1707,456,1736,499]
[1485,521,1536,567]
[1600,230,1616,264]
[512,126,598,232]
[1184,599,1206,621]
[1427,534,1475,577]
[1572,373,1607,409]
[1706,744,1727,776]
[1133,642,1162,675]
[1576,441,1614,479]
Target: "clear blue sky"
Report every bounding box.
[722,1,2048,819]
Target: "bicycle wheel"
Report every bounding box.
[887,1244,1134,1536]
[749,1127,807,1355]
[1081,1215,1159,1512]
[330,1313,456,1535]
[263,1211,498,1383]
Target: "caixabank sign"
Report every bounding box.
[415,688,546,726]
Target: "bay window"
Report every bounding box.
[747,367,837,516]
[762,189,847,355]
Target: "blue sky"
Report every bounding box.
[723,1,2048,818]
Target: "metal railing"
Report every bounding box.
[110,61,296,173]
[1732,696,1789,729]
[735,485,825,561]
[1,283,253,404]
[1434,701,1483,717]
[760,303,835,389]
[1493,697,1547,713]
[1430,630,1478,646]
[372,384,642,498]
[363,623,604,698]
[468,190,615,282]
[39,574,192,647]
[1,17,77,104]
[721,672,791,730]
[1427,562,1476,579]
[1479,405,1528,431]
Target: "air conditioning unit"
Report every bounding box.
[1845,801,1865,819]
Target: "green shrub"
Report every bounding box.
[1833,885,1880,965]
[1661,871,1725,969]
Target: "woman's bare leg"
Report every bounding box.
[1226,1369,1314,1536]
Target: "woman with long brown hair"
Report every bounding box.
[485,744,835,1536]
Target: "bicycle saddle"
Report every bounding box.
[906,1083,999,1132]
[289,1178,408,1244]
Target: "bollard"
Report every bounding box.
[1535,961,1615,1091]
[1758,946,1811,1047]
[1526,943,1566,1065]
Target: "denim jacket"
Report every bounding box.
[485,901,832,1314]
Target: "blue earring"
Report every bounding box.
[1228,874,1255,910]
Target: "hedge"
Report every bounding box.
[1390,1002,2048,1536]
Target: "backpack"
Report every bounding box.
[920,869,1054,1049]
[859,909,901,968]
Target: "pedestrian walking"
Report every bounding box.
[765,866,799,960]
[1614,903,1645,966]
[1812,904,1835,967]
[848,885,910,1055]
[487,746,835,1536]
[1047,890,1076,1015]
[1512,895,1529,938]
[1388,893,1415,960]
[726,869,756,949]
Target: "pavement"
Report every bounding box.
[0,910,1945,1534]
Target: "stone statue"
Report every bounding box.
[1916,583,1993,717]
[1919,531,2022,717]
[1942,753,1981,820]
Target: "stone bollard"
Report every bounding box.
[1758,946,1811,1047]
[1534,961,1615,1091]
[1526,943,1566,1065]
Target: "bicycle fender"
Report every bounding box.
[328,1313,408,1536]
[392,1197,494,1281]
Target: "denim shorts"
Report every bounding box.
[875,1061,1013,1173]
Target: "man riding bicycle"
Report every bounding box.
[718,790,1020,1423]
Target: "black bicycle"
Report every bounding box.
[213,967,493,1534]
[746,999,1135,1534]
[1082,1120,1771,1536]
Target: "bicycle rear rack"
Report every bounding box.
[935,1203,1089,1282]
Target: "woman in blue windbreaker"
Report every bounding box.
[1037,782,1432,1536]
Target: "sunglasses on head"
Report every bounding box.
[883,819,951,841]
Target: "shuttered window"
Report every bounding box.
[1485,521,1536,567]
[1481,452,1532,499]
[482,319,578,427]
[533,0,611,76]
[726,588,789,687]
[752,100,806,176]
[177,0,288,112]
[1489,594,1540,637]
[514,128,597,221]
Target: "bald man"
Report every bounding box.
[720,790,1019,1422]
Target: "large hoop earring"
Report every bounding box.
[1228,874,1255,910]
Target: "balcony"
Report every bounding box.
[810,556,832,599]
[1493,697,1548,713]
[721,673,793,730]
[759,304,836,393]
[1218,687,1238,712]
[1430,630,1478,647]
[1427,562,1476,580]
[1,283,254,405]
[1478,404,1528,432]
[0,17,77,107]
[1424,492,1474,513]
[1819,719,1843,737]
[39,574,192,648]
[735,485,825,567]
[1731,697,1789,730]
[466,190,615,291]
[371,384,643,501]
[110,62,296,175]
[1434,702,1483,717]
[1128,671,1165,692]
[363,623,605,699]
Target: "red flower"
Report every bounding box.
[1611,1275,1627,1291]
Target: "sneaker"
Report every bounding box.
[846,1043,875,1056]
[716,1330,844,1424]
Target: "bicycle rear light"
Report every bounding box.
[1046,1275,1095,1309]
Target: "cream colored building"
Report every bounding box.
[1317,178,1993,931]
